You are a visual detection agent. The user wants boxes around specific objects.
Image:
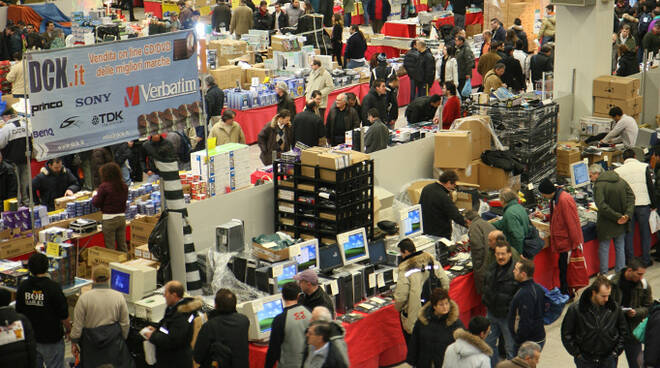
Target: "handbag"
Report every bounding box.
[523,223,545,259]
[633,317,648,343]
[567,244,589,289]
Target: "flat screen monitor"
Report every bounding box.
[368,240,387,265]
[319,243,344,273]
[109,262,157,302]
[292,239,319,271]
[275,261,298,291]
[238,294,284,341]
[570,161,589,188]
[400,204,423,239]
[337,227,369,265]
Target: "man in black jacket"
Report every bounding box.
[16,253,70,368]
[360,80,388,125]
[326,93,360,146]
[272,2,289,31]
[415,40,435,97]
[530,45,554,84]
[451,0,467,29]
[32,158,81,211]
[295,269,335,318]
[561,275,628,368]
[405,94,442,124]
[455,36,475,93]
[482,241,519,366]
[509,259,546,352]
[193,289,249,368]
[385,76,399,127]
[403,40,421,101]
[211,0,232,31]
[205,75,224,124]
[145,281,203,368]
[0,152,17,201]
[293,101,326,147]
[0,115,29,204]
[418,170,467,239]
[0,288,36,368]
[254,1,274,30]
[500,45,525,93]
[275,82,297,118]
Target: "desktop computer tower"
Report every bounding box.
[255,266,275,294]
[362,264,376,297]
[342,264,366,304]
[333,271,355,314]
[230,255,259,284]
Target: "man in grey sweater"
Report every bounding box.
[364,108,390,153]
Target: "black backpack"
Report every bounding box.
[481,150,525,175]
[420,260,443,305]
[174,131,192,163]
[148,210,172,284]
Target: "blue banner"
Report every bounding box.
[26,30,201,160]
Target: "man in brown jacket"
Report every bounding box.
[209,110,247,145]
[257,110,294,165]
[230,0,253,37]
[496,341,542,368]
[483,63,506,93]
[477,40,502,80]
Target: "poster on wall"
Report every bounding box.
[26,30,201,160]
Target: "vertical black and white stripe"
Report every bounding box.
[154,159,202,295]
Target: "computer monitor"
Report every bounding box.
[109,262,157,302]
[400,204,423,239]
[337,228,369,265]
[570,161,590,188]
[319,243,344,273]
[273,260,298,291]
[238,294,284,341]
[292,239,319,271]
[368,240,387,265]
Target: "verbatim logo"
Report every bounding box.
[139,78,197,103]
[124,86,140,107]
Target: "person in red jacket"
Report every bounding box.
[441,81,461,129]
[536,178,584,297]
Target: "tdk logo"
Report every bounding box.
[31,101,63,114]
[91,111,124,125]
[33,128,55,138]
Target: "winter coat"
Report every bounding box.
[530,53,553,83]
[364,118,389,153]
[418,48,436,84]
[276,92,297,118]
[305,68,334,108]
[477,51,501,78]
[79,322,134,368]
[561,286,628,361]
[468,217,496,295]
[366,0,391,21]
[299,286,335,319]
[209,119,247,145]
[593,170,635,241]
[370,62,395,86]
[385,85,398,123]
[492,25,506,43]
[616,52,640,77]
[441,329,492,368]
[113,143,132,166]
[482,259,519,318]
[300,320,349,367]
[644,302,660,366]
[495,357,532,368]
[302,340,348,368]
[229,5,253,37]
[405,96,437,124]
[150,297,204,368]
[293,109,325,148]
[325,104,360,145]
[32,166,81,211]
[360,89,388,125]
[437,57,459,86]
[205,85,225,121]
[211,3,232,31]
[0,306,36,368]
[539,16,555,38]
[0,159,17,201]
[254,10,274,30]
[0,118,29,165]
[404,48,422,81]
[394,251,450,334]
[549,188,583,253]
[273,11,289,29]
[91,147,113,188]
[456,43,475,80]
[642,31,660,56]
[419,182,467,238]
[193,310,250,368]
[482,69,504,93]
[6,61,24,95]
[257,116,294,165]
[609,270,653,331]
[510,25,529,51]
[508,279,546,345]
[493,201,529,256]
[407,300,464,368]
[344,32,367,61]
[500,55,525,92]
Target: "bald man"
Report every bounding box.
[308,306,349,366]
[144,281,203,368]
[483,230,520,272]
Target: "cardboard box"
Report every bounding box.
[434,131,473,168]
[87,246,128,267]
[271,35,302,52]
[478,162,512,191]
[407,180,436,205]
[451,116,492,160]
[593,96,643,116]
[454,191,472,210]
[130,214,160,246]
[134,243,157,261]
[252,241,290,262]
[207,39,248,66]
[586,150,623,166]
[0,236,34,258]
[210,65,243,89]
[556,147,582,177]
[593,75,640,99]
[437,159,480,185]
[246,68,274,84]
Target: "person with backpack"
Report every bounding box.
[482,241,520,366]
[394,238,449,352]
[193,289,249,368]
[209,110,246,145]
[508,259,546,353]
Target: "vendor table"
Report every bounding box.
[381,21,417,38]
[433,11,482,28]
[0,276,92,296]
[434,16,455,27]
[232,97,306,145]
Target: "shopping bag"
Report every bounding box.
[567,245,589,289]
[461,79,472,97]
[540,285,569,325]
[650,210,660,233]
[633,316,648,343]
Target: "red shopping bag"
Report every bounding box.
[567,245,589,289]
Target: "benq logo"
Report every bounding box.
[33,128,54,138]
[60,116,81,129]
[124,86,140,107]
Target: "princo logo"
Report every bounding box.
[32,100,63,115]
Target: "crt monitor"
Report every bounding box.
[337,227,370,265]
[400,204,423,239]
[238,294,284,341]
[292,239,319,271]
[109,262,157,302]
[570,161,589,188]
[319,243,344,273]
[368,240,387,265]
[274,261,298,291]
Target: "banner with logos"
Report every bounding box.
[26,30,201,160]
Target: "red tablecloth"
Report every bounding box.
[449,272,486,326]
[143,0,162,18]
[381,22,417,38]
[465,11,484,26]
[413,0,429,13]
[434,16,455,28]
[232,97,306,144]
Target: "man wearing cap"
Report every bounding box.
[276,81,297,119]
[536,178,583,298]
[70,266,131,367]
[295,269,335,318]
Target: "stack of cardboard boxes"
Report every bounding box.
[190,143,252,197]
[592,75,642,122]
[556,146,582,177]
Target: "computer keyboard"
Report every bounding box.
[411,235,434,248]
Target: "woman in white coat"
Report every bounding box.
[436,45,459,89]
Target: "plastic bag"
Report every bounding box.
[540,285,569,325]
[650,210,660,233]
[633,317,648,343]
[461,79,472,98]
